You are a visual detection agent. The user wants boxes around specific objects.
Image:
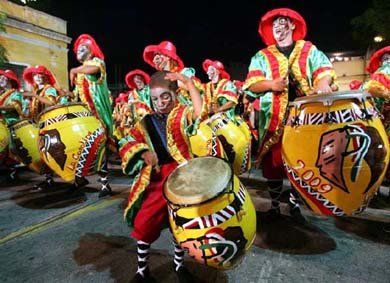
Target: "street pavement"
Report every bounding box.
[0,163,389,283]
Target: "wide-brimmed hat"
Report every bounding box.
[23,65,56,86]
[143,41,184,70]
[0,69,20,89]
[367,46,390,74]
[258,8,307,45]
[202,59,230,80]
[125,69,151,89]
[73,34,105,60]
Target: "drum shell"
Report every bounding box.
[38,103,106,182]
[165,167,256,269]
[9,119,42,173]
[0,119,9,163]
[189,122,226,158]
[208,113,251,175]
[282,93,390,216]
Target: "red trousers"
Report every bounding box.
[262,142,285,180]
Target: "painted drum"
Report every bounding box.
[282,91,390,216]
[164,156,256,269]
[189,121,225,158]
[206,113,251,175]
[8,119,42,173]
[38,103,107,182]
[0,119,9,163]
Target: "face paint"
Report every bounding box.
[77,44,91,62]
[272,16,295,44]
[207,66,220,83]
[0,75,9,89]
[33,73,45,86]
[152,53,171,71]
[151,87,176,114]
[381,53,390,66]
[133,75,145,90]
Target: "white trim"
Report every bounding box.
[0,31,68,52]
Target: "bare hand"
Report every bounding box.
[165,72,192,90]
[69,69,76,87]
[141,150,160,172]
[271,77,287,92]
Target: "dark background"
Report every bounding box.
[24,0,374,90]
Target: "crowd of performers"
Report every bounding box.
[1,7,389,283]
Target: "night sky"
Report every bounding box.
[30,0,373,89]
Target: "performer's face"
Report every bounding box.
[381,53,390,66]
[153,53,171,71]
[272,16,295,44]
[0,75,9,89]
[133,75,145,90]
[77,44,92,62]
[33,73,45,86]
[207,66,220,83]
[150,87,176,114]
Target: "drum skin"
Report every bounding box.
[282,91,390,216]
[38,103,106,182]
[9,119,42,173]
[0,119,9,162]
[164,157,256,269]
[208,113,251,175]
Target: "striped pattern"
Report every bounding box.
[39,111,93,128]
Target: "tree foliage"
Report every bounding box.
[0,12,8,66]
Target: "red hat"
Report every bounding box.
[143,41,184,71]
[23,65,57,86]
[73,34,105,60]
[349,80,363,90]
[0,69,20,89]
[115,92,129,104]
[366,46,390,74]
[258,8,307,45]
[202,59,230,80]
[125,69,151,89]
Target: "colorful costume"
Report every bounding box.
[0,70,25,125]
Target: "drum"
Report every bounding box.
[207,113,251,175]
[164,156,256,269]
[282,91,390,216]
[0,119,10,163]
[37,103,107,182]
[8,119,42,173]
[189,122,225,158]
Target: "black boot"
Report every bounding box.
[132,268,155,283]
[98,177,112,198]
[174,266,194,283]
[34,174,54,191]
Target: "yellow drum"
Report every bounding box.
[9,119,42,173]
[207,113,251,175]
[38,103,107,182]
[164,157,256,269]
[282,91,390,216]
[0,119,9,162]
[189,122,225,158]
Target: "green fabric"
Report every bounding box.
[1,89,24,125]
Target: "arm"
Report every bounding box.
[248,77,287,94]
[21,92,55,106]
[69,65,100,87]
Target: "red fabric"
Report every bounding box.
[0,70,20,89]
[125,69,150,89]
[23,65,56,86]
[258,8,307,45]
[349,80,363,90]
[143,41,184,70]
[131,161,178,243]
[73,34,105,60]
[202,59,230,80]
[262,142,285,179]
[367,46,390,74]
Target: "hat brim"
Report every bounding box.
[143,45,184,71]
[125,70,151,89]
[367,46,390,74]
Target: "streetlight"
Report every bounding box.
[374,35,384,43]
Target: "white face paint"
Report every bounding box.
[151,87,176,114]
[152,53,171,71]
[77,44,91,62]
[272,16,295,46]
[381,53,390,66]
[207,65,220,83]
[133,75,145,90]
[33,73,45,87]
[0,75,9,89]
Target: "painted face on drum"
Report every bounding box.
[133,75,145,90]
[153,53,171,71]
[77,44,92,62]
[151,87,176,114]
[0,75,9,89]
[207,66,220,83]
[33,73,45,86]
[272,16,295,45]
[381,53,390,66]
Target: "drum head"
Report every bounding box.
[164,157,232,206]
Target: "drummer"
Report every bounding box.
[242,8,338,222]
[118,71,204,282]
[22,65,69,190]
[0,69,26,180]
[70,34,114,198]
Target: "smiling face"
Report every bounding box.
[133,75,145,90]
[150,86,176,114]
[272,16,295,46]
[381,53,390,66]
[76,44,92,62]
[33,73,46,87]
[0,75,9,90]
[152,53,172,71]
[207,65,220,83]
